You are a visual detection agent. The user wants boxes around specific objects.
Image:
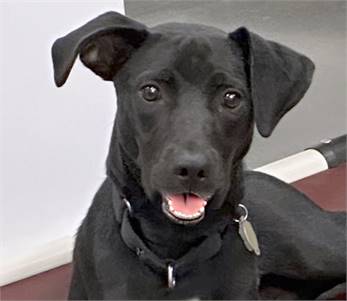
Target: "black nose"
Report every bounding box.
[173,151,210,182]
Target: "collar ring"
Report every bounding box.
[233,203,248,223]
[123,198,133,215]
[167,263,176,289]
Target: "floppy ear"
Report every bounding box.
[229,27,315,137]
[52,11,148,87]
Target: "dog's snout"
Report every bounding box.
[173,151,210,182]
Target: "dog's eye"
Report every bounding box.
[223,90,241,109]
[141,85,161,102]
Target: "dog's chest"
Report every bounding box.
[95,222,258,299]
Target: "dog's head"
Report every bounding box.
[52,12,314,225]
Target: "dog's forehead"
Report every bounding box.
[172,34,215,84]
[127,23,245,85]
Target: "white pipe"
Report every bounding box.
[255,149,328,183]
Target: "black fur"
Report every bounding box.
[52,11,345,299]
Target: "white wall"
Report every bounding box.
[1,1,124,263]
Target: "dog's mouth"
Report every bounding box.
[161,193,210,225]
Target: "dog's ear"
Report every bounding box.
[229,27,315,137]
[52,11,148,87]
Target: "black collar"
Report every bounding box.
[112,195,231,287]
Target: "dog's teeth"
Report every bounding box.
[199,207,205,213]
[168,200,172,206]
[169,206,174,212]
[176,212,183,218]
[170,209,204,220]
[203,201,207,206]
[174,211,184,218]
[179,212,188,219]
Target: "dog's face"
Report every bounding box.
[115,24,253,223]
[52,12,314,225]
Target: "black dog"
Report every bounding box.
[52,12,346,299]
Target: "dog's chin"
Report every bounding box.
[160,193,212,225]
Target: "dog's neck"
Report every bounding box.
[107,141,243,260]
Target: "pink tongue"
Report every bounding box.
[167,194,206,215]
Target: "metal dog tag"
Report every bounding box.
[238,218,261,256]
[234,204,261,256]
